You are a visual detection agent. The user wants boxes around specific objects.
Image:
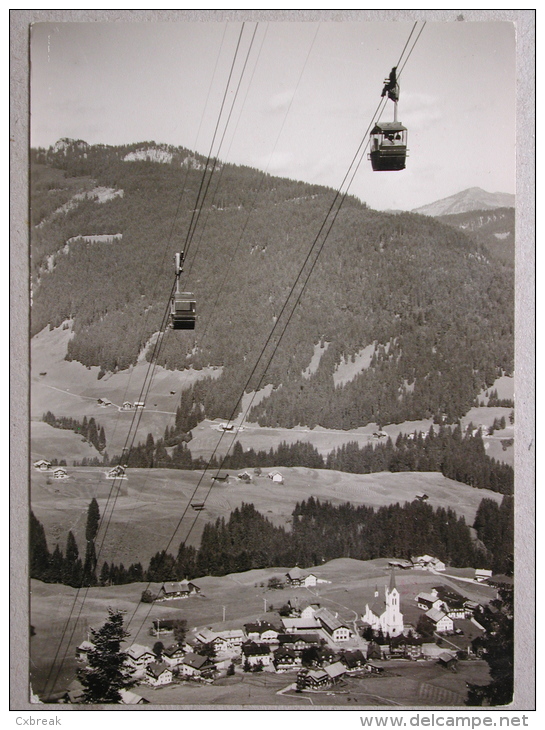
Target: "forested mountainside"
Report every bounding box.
[31,139,514,428]
[436,208,515,265]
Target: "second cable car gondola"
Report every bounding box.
[369,67,408,172]
[171,291,196,329]
[170,252,196,330]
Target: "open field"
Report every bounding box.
[31,466,504,565]
[30,557,495,703]
[31,325,514,465]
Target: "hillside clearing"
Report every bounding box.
[31,466,503,567]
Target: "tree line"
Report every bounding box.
[30,492,512,589]
[42,411,106,453]
[114,423,513,495]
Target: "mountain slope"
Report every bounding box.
[412,187,515,217]
[436,208,514,265]
[30,140,514,429]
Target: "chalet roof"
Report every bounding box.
[76,640,95,652]
[147,661,171,678]
[119,689,148,705]
[215,629,245,640]
[417,592,439,604]
[307,669,329,681]
[274,646,297,659]
[325,661,347,679]
[277,632,320,646]
[281,617,320,631]
[242,642,271,657]
[244,620,277,635]
[438,652,457,663]
[163,644,184,657]
[127,643,154,659]
[196,628,217,644]
[390,633,422,647]
[314,607,349,632]
[161,580,198,593]
[286,567,303,579]
[341,649,366,668]
[425,607,449,623]
[182,652,212,670]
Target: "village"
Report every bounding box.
[62,561,504,706]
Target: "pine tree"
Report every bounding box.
[77,608,136,703]
[86,498,100,543]
[29,511,50,580]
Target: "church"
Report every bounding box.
[361,570,404,637]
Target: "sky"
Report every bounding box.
[30,19,516,211]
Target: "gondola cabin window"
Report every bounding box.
[171,292,196,330]
[369,122,408,171]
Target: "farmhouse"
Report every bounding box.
[361,571,404,638]
[285,567,317,587]
[424,608,454,633]
[296,668,329,690]
[33,460,51,471]
[237,471,253,482]
[52,467,68,479]
[242,641,272,667]
[324,661,347,683]
[273,646,301,671]
[314,607,351,643]
[388,558,413,569]
[106,465,126,479]
[127,644,156,674]
[416,590,446,612]
[119,689,149,705]
[413,555,446,572]
[158,580,200,600]
[97,397,112,406]
[277,633,321,653]
[180,652,215,677]
[267,470,284,484]
[162,644,186,667]
[213,629,245,652]
[146,661,173,686]
[437,652,458,671]
[195,628,244,653]
[120,401,133,411]
[389,634,423,660]
[75,640,94,662]
[244,620,278,643]
[211,472,229,483]
[340,649,366,671]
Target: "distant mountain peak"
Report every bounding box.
[412,187,515,217]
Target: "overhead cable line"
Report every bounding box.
[42,24,254,698]
[125,21,426,638]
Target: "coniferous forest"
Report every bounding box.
[115,424,513,495]
[30,492,513,589]
[31,140,514,430]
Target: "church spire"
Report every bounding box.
[389,568,396,592]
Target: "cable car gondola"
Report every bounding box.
[369,67,408,172]
[170,252,196,330]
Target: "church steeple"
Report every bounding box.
[389,568,397,592]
